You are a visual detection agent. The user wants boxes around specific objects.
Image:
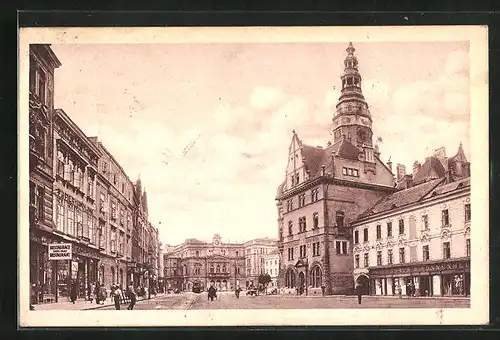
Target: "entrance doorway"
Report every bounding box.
[419,276,431,296]
[77,261,85,298]
[356,275,370,295]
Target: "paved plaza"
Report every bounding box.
[88,291,470,310]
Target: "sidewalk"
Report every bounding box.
[33,293,165,311]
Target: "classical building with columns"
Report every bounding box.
[275,43,397,295]
[352,145,471,297]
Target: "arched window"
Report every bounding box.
[216,265,220,273]
[210,265,214,274]
[286,269,296,288]
[195,250,199,257]
[222,265,227,273]
[311,266,322,288]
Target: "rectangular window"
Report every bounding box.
[295,173,300,185]
[363,253,369,267]
[423,245,429,261]
[67,207,75,236]
[313,213,319,229]
[288,221,293,236]
[376,225,381,239]
[87,174,94,199]
[465,204,471,222]
[298,194,305,207]
[76,208,83,238]
[341,241,348,254]
[336,241,341,255]
[288,248,294,261]
[342,167,347,175]
[466,239,471,257]
[388,249,393,265]
[88,214,94,244]
[336,211,345,228]
[354,230,359,244]
[363,228,368,242]
[300,245,306,258]
[443,242,451,259]
[387,222,393,237]
[399,247,405,263]
[442,209,450,227]
[111,201,117,220]
[422,215,429,230]
[36,69,47,104]
[377,251,382,266]
[398,219,405,235]
[56,203,64,232]
[311,188,319,202]
[355,254,360,268]
[313,242,320,256]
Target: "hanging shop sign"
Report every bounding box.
[48,243,72,260]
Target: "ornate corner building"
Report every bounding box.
[275,43,397,295]
[28,44,161,305]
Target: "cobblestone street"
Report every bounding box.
[95,291,470,310]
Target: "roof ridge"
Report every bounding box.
[416,178,447,203]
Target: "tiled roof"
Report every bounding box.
[423,177,470,199]
[357,178,444,219]
[301,144,330,177]
[413,156,446,185]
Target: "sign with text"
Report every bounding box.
[48,243,72,260]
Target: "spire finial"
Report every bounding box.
[346,42,355,54]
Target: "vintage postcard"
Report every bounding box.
[18,25,489,327]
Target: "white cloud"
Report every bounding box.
[249,86,285,110]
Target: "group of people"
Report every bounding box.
[109,282,137,310]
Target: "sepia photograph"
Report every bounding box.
[18,26,489,327]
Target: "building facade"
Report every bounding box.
[28,44,161,304]
[243,237,278,287]
[29,44,62,304]
[352,146,471,297]
[163,234,246,292]
[276,43,396,295]
[264,250,280,288]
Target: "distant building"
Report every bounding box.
[163,234,246,292]
[243,237,278,287]
[352,145,471,297]
[264,249,280,288]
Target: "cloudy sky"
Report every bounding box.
[51,41,470,246]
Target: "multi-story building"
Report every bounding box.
[163,234,246,292]
[243,237,278,286]
[52,109,102,299]
[264,249,280,288]
[28,44,162,304]
[352,145,471,297]
[28,44,61,304]
[275,42,396,295]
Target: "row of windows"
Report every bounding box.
[285,188,321,212]
[354,240,471,268]
[288,213,319,235]
[354,205,471,244]
[342,167,359,177]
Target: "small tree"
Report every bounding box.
[258,273,272,294]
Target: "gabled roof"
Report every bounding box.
[357,178,445,219]
[413,156,446,185]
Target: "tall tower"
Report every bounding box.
[331,42,375,163]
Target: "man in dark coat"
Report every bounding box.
[127,283,137,310]
[70,280,78,304]
[356,283,362,305]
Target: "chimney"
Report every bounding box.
[396,164,406,182]
[412,161,421,178]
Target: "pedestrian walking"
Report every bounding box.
[355,283,362,305]
[70,280,78,304]
[397,284,402,299]
[112,284,122,310]
[127,283,137,310]
[94,282,101,304]
[89,282,96,303]
[321,285,325,297]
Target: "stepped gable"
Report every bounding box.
[357,178,445,219]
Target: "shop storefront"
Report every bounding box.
[29,231,59,304]
[369,258,470,297]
